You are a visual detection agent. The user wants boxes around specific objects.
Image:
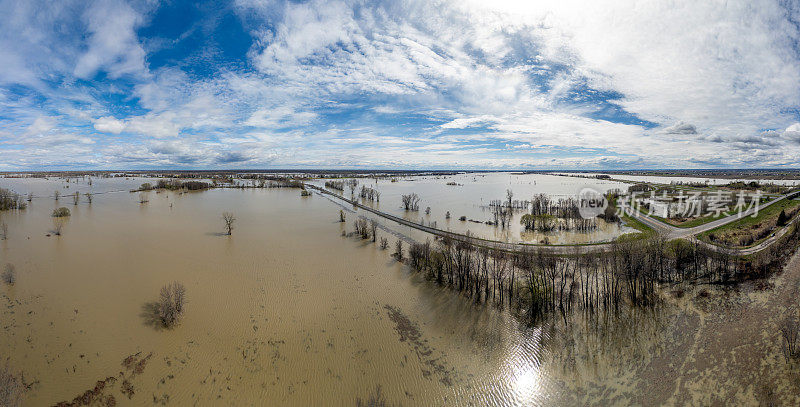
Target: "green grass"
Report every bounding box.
[634,194,779,229]
[668,213,723,228]
[618,213,656,241]
[698,198,800,247]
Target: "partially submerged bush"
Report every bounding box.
[158,282,186,328]
[0,188,26,211]
[52,207,71,217]
[2,264,15,285]
[0,363,22,407]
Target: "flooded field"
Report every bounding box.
[559,172,800,187]
[2,176,800,405]
[309,172,633,244]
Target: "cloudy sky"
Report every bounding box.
[1,0,799,170]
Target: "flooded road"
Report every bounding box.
[1,176,800,405]
[308,172,633,244]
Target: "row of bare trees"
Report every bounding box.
[359,186,380,202]
[352,218,378,242]
[399,227,800,322]
[325,180,344,191]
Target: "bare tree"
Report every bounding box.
[158,282,186,328]
[52,220,64,236]
[0,222,6,240]
[782,315,800,362]
[394,239,403,261]
[401,193,420,211]
[1,264,15,285]
[339,209,346,223]
[370,220,378,242]
[0,363,22,407]
[506,189,514,211]
[223,212,236,235]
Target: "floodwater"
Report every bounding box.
[2,176,800,405]
[558,172,800,187]
[309,172,633,244]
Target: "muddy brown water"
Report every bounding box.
[1,177,800,405]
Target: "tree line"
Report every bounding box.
[399,225,800,322]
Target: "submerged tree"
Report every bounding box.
[380,237,389,250]
[52,207,70,217]
[339,210,346,223]
[52,219,64,236]
[401,193,420,211]
[781,314,800,362]
[85,192,93,204]
[223,212,236,235]
[1,264,15,285]
[394,239,403,261]
[0,222,6,240]
[0,363,22,407]
[53,190,59,201]
[158,282,186,328]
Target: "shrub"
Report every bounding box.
[0,364,22,407]
[0,188,25,211]
[52,207,71,217]
[1,264,15,285]
[158,282,186,328]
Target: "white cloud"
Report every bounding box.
[2,0,800,169]
[26,116,57,135]
[93,116,126,134]
[73,0,148,79]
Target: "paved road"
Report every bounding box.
[309,183,799,256]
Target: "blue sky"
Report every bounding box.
[1,0,800,170]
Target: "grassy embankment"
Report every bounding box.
[699,198,800,248]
